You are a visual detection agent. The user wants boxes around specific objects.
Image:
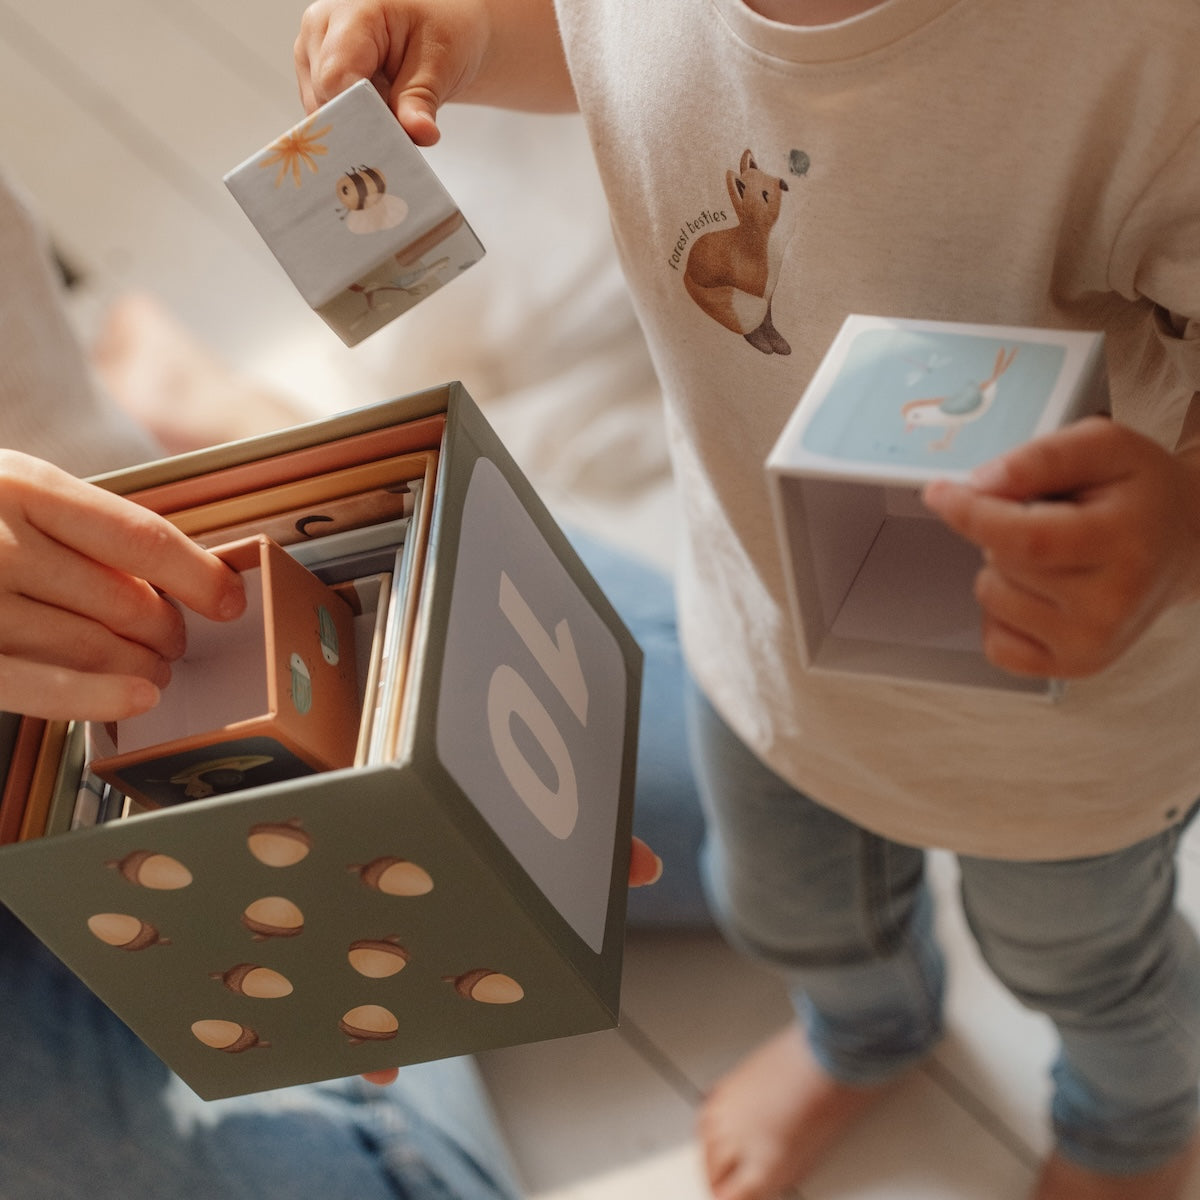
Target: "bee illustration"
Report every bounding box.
[336,165,409,234]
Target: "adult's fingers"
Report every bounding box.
[0,655,161,722]
[2,529,187,665]
[0,592,176,685]
[10,457,245,623]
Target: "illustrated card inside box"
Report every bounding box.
[767,317,1110,694]
[91,535,360,806]
[224,79,484,346]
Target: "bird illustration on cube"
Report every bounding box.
[901,346,1018,450]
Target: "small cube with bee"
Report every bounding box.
[225,79,484,346]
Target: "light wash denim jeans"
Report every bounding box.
[686,680,1200,1176]
[0,903,523,1200]
[0,530,710,1198]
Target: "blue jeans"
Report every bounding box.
[566,530,711,930]
[0,530,710,1198]
[687,681,1200,1175]
[0,903,523,1200]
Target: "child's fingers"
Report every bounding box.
[380,14,483,144]
[294,0,445,145]
[297,2,386,110]
[973,555,1143,678]
[629,837,664,888]
[964,416,1126,501]
[923,480,1104,570]
[388,86,443,146]
[0,656,161,723]
[923,419,1144,565]
[361,1068,400,1086]
[977,613,1055,678]
[973,560,1067,659]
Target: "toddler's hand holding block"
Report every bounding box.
[225,80,484,346]
[767,316,1110,696]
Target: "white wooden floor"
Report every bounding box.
[3,2,1200,1197]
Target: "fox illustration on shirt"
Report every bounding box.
[684,150,794,355]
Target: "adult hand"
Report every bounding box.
[0,451,245,720]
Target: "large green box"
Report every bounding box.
[0,384,640,1099]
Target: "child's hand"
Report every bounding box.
[295,0,487,145]
[0,451,245,721]
[922,416,1200,679]
[294,0,573,146]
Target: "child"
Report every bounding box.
[294,1,1200,1196]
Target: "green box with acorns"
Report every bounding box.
[0,383,641,1099]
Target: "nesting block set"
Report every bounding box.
[224,79,484,346]
[0,386,641,1099]
[89,535,362,808]
[768,316,1110,695]
[0,88,642,1102]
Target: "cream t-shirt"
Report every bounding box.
[557,0,1200,858]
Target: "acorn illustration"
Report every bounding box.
[339,1004,399,1045]
[350,857,433,897]
[211,963,294,999]
[105,849,193,890]
[444,969,525,1005]
[191,1019,269,1053]
[347,937,411,979]
[247,819,313,868]
[241,896,305,940]
[87,912,170,951]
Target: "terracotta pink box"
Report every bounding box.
[90,535,360,808]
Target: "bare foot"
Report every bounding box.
[1031,1138,1199,1200]
[91,293,310,454]
[698,1023,903,1200]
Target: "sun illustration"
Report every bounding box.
[260,118,332,187]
